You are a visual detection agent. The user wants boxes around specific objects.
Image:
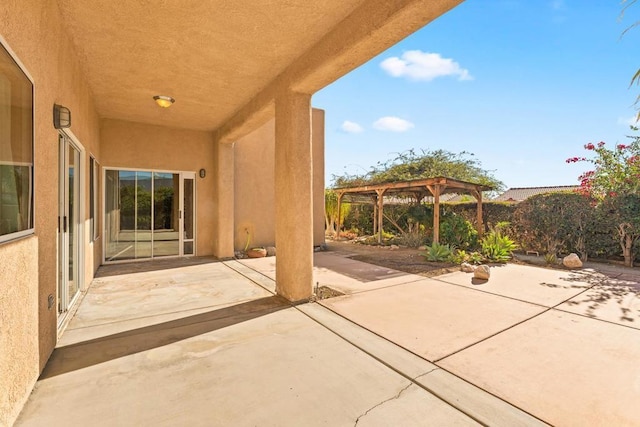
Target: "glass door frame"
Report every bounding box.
[57,130,85,326]
[181,172,196,257]
[102,167,196,264]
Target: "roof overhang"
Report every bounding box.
[55,0,464,136]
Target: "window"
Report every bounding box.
[89,156,99,241]
[0,40,34,242]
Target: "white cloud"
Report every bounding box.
[372,116,414,132]
[340,120,364,134]
[617,115,639,127]
[380,50,473,82]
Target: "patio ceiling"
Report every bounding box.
[55,0,463,133]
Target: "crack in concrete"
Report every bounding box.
[413,367,440,381]
[354,382,413,426]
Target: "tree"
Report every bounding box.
[332,149,504,195]
[324,190,351,237]
[600,194,640,267]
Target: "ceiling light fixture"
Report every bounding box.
[153,95,175,108]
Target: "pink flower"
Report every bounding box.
[598,141,606,147]
[617,144,627,150]
[584,143,595,150]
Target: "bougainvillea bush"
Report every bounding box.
[566,133,640,200]
[565,128,640,266]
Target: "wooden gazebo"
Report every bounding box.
[334,176,492,244]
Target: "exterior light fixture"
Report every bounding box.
[199,168,206,178]
[53,104,71,129]
[153,95,175,108]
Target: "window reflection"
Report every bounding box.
[0,42,34,241]
[105,170,180,261]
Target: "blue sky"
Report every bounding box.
[312,0,640,189]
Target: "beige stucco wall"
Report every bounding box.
[100,119,215,256]
[0,1,102,423]
[0,236,38,426]
[234,108,325,251]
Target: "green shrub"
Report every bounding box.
[422,242,452,262]
[512,192,593,257]
[444,202,516,234]
[440,212,478,250]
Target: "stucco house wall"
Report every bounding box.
[0,1,101,424]
[234,109,325,251]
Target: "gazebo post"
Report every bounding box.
[473,189,484,237]
[433,186,440,244]
[372,196,378,236]
[335,192,343,240]
[375,189,386,244]
[426,184,443,245]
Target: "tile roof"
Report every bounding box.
[493,186,580,202]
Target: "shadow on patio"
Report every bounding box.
[41,295,288,379]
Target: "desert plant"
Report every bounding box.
[544,253,558,265]
[393,230,427,248]
[480,224,518,263]
[449,249,483,265]
[422,242,452,262]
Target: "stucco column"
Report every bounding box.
[213,141,235,258]
[275,91,313,302]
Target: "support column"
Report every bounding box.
[473,190,484,237]
[213,141,235,258]
[376,189,386,244]
[372,196,378,236]
[427,185,441,244]
[275,91,313,302]
[335,192,343,240]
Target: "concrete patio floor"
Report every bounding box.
[15,253,640,426]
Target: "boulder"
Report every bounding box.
[246,247,267,258]
[474,264,491,280]
[461,262,475,273]
[418,246,427,251]
[390,244,399,250]
[563,253,583,269]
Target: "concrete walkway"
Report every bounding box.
[15,254,640,426]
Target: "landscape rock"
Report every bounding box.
[474,264,491,280]
[461,262,475,273]
[389,244,399,250]
[418,246,427,251]
[266,246,276,257]
[246,247,267,258]
[563,253,583,269]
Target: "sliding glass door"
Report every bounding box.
[58,133,82,318]
[104,169,195,262]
